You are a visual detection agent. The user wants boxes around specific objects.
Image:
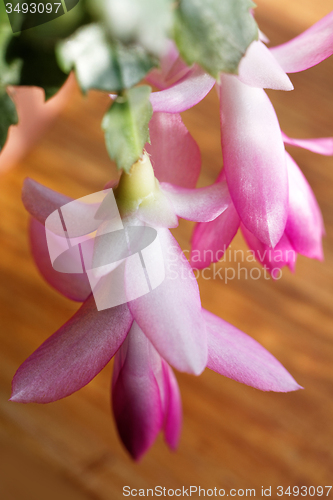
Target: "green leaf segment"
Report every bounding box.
[102,86,153,173]
[174,0,258,78]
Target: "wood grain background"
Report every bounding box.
[0,1,333,498]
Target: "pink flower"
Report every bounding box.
[191,142,328,275]
[214,11,333,247]
[147,12,333,248]
[11,206,301,456]
[11,147,301,459]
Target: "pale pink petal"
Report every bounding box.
[10,298,133,403]
[22,178,71,223]
[126,229,207,375]
[137,190,178,228]
[163,361,182,450]
[161,181,231,222]
[146,112,201,188]
[204,309,302,392]
[112,323,164,460]
[240,223,296,278]
[190,203,240,269]
[259,30,270,44]
[285,153,324,260]
[29,217,91,301]
[219,76,288,247]
[23,179,114,239]
[270,11,333,73]
[282,131,333,156]
[238,41,293,90]
[149,66,215,113]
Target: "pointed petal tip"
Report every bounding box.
[9,388,38,404]
[261,379,303,393]
[121,439,149,461]
[279,380,303,393]
[130,448,146,462]
[167,441,180,452]
[191,363,206,377]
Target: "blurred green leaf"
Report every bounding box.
[0,91,18,149]
[102,86,152,172]
[87,0,173,57]
[174,0,258,78]
[6,32,68,99]
[57,24,157,93]
[4,2,87,100]
[0,11,20,149]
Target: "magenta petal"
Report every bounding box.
[241,223,296,278]
[149,65,215,113]
[282,131,333,156]
[162,361,182,450]
[204,309,302,392]
[10,297,133,403]
[285,153,324,260]
[161,181,231,222]
[112,323,164,460]
[219,76,288,247]
[238,41,293,90]
[190,202,240,269]
[30,217,91,302]
[146,112,201,188]
[127,229,207,375]
[22,178,72,223]
[270,11,333,73]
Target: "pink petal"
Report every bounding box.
[29,217,91,302]
[190,202,240,269]
[162,361,182,450]
[161,181,231,222]
[238,40,293,90]
[126,229,207,375]
[285,153,324,260]
[22,178,71,223]
[204,309,302,392]
[10,297,133,403]
[112,322,164,460]
[149,65,215,113]
[146,112,201,188]
[282,131,333,156]
[219,76,288,247]
[146,41,190,90]
[240,223,296,278]
[270,11,333,73]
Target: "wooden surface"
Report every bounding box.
[1,2,333,498]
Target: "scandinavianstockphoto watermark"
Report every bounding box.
[166,246,295,283]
